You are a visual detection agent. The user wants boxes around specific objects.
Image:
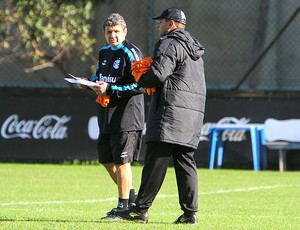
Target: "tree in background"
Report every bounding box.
[0,0,97,73]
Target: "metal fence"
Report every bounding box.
[1,0,300,91]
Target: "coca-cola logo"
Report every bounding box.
[1,114,71,140]
[200,117,251,142]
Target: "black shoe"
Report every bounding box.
[173,214,198,224]
[106,207,122,216]
[101,207,123,220]
[101,213,123,220]
[115,207,148,224]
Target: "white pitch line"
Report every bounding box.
[199,184,295,195]
[0,197,117,207]
[156,184,295,198]
[0,184,296,207]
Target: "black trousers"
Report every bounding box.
[136,141,198,213]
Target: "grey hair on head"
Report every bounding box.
[102,13,127,31]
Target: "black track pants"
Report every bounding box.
[136,141,198,213]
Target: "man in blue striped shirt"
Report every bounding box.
[79,13,145,219]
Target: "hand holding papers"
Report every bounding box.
[65,73,110,107]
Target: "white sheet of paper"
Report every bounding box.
[64,73,98,87]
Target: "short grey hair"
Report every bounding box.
[102,13,127,31]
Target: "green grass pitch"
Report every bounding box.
[0,163,299,229]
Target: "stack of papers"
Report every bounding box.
[64,73,98,87]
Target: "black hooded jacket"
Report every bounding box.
[138,29,206,149]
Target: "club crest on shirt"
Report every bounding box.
[113,59,121,69]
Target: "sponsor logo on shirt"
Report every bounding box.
[99,73,116,83]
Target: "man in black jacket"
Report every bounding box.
[115,8,206,224]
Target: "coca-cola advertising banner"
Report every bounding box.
[0,89,98,162]
[1,88,300,167]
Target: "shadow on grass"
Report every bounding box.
[0,217,102,223]
[0,217,170,225]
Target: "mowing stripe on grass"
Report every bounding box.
[0,184,296,207]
